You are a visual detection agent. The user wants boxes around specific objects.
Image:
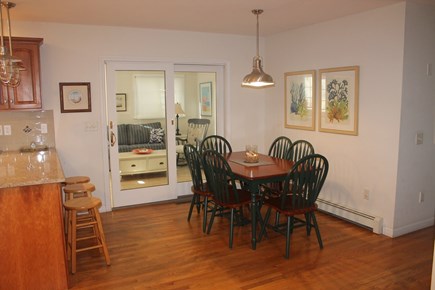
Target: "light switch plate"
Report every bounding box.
[416,132,423,145]
[3,125,11,136]
[41,123,48,134]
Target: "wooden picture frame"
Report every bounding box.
[319,66,359,135]
[284,70,316,130]
[116,93,127,112]
[200,82,212,116]
[59,82,91,113]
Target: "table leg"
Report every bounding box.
[249,182,258,250]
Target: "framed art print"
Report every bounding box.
[200,82,212,116]
[116,93,127,112]
[284,70,316,130]
[319,66,359,135]
[59,82,91,113]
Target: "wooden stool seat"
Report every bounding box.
[64,183,95,200]
[64,197,110,274]
[64,176,90,185]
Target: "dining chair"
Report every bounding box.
[288,139,315,162]
[184,144,213,233]
[258,154,329,259]
[268,136,292,160]
[266,136,293,226]
[176,118,210,165]
[202,149,252,248]
[200,135,232,155]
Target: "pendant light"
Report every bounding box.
[242,9,274,88]
[0,1,23,88]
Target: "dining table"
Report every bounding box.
[226,151,294,250]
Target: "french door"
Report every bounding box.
[104,60,225,209]
[105,61,177,208]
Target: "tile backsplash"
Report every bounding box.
[0,110,56,152]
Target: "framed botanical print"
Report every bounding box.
[319,66,359,135]
[284,70,316,130]
[200,82,212,116]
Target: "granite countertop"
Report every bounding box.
[0,148,65,189]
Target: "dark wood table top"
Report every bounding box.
[226,151,294,182]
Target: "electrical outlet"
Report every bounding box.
[363,189,370,200]
[419,192,424,203]
[3,125,11,136]
[41,123,48,134]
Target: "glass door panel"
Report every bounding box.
[105,61,177,208]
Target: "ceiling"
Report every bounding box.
[9,0,435,36]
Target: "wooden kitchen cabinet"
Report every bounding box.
[0,37,43,110]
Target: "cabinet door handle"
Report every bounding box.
[159,162,164,165]
[131,164,136,167]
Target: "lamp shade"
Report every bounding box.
[175,103,185,115]
[241,9,274,88]
[242,56,274,88]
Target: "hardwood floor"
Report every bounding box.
[69,202,434,289]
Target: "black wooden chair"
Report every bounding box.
[266,136,293,226]
[259,154,329,259]
[200,135,232,155]
[288,139,315,162]
[184,144,213,233]
[268,136,292,160]
[202,149,252,248]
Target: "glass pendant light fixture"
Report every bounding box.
[242,9,274,88]
[0,1,23,88]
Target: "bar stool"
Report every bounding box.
[63,183,96,232]
[64,176,90,185]
[64,196,111,274]
[64,182,95,200]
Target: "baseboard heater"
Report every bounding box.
[317,198,383,234]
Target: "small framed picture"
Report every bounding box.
[200,82,212,116]
[116,93,127,112]
[319,66,359,135]
[284,70,316,131]
[59,82,91,113]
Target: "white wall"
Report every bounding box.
[266,3,408,236]
[12,21,267,210]
[394,1,435,236]
[11,2,434,237]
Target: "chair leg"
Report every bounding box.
[285,216,291,259]
[202,196,208,233]
[258,207,272,242]
[196,195,201,214]
[207,206,217,234]
[311,212,323,249]
[93,208,111,266]
[229,208,234,249]
[71,209,77,274]
[187,193,197,221]
[305,212,312,236]
[274,211,281,226]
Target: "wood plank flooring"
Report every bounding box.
[68,202,434,289]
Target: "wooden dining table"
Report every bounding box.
[226,151,294,250]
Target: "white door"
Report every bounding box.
[105,60,177,208]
